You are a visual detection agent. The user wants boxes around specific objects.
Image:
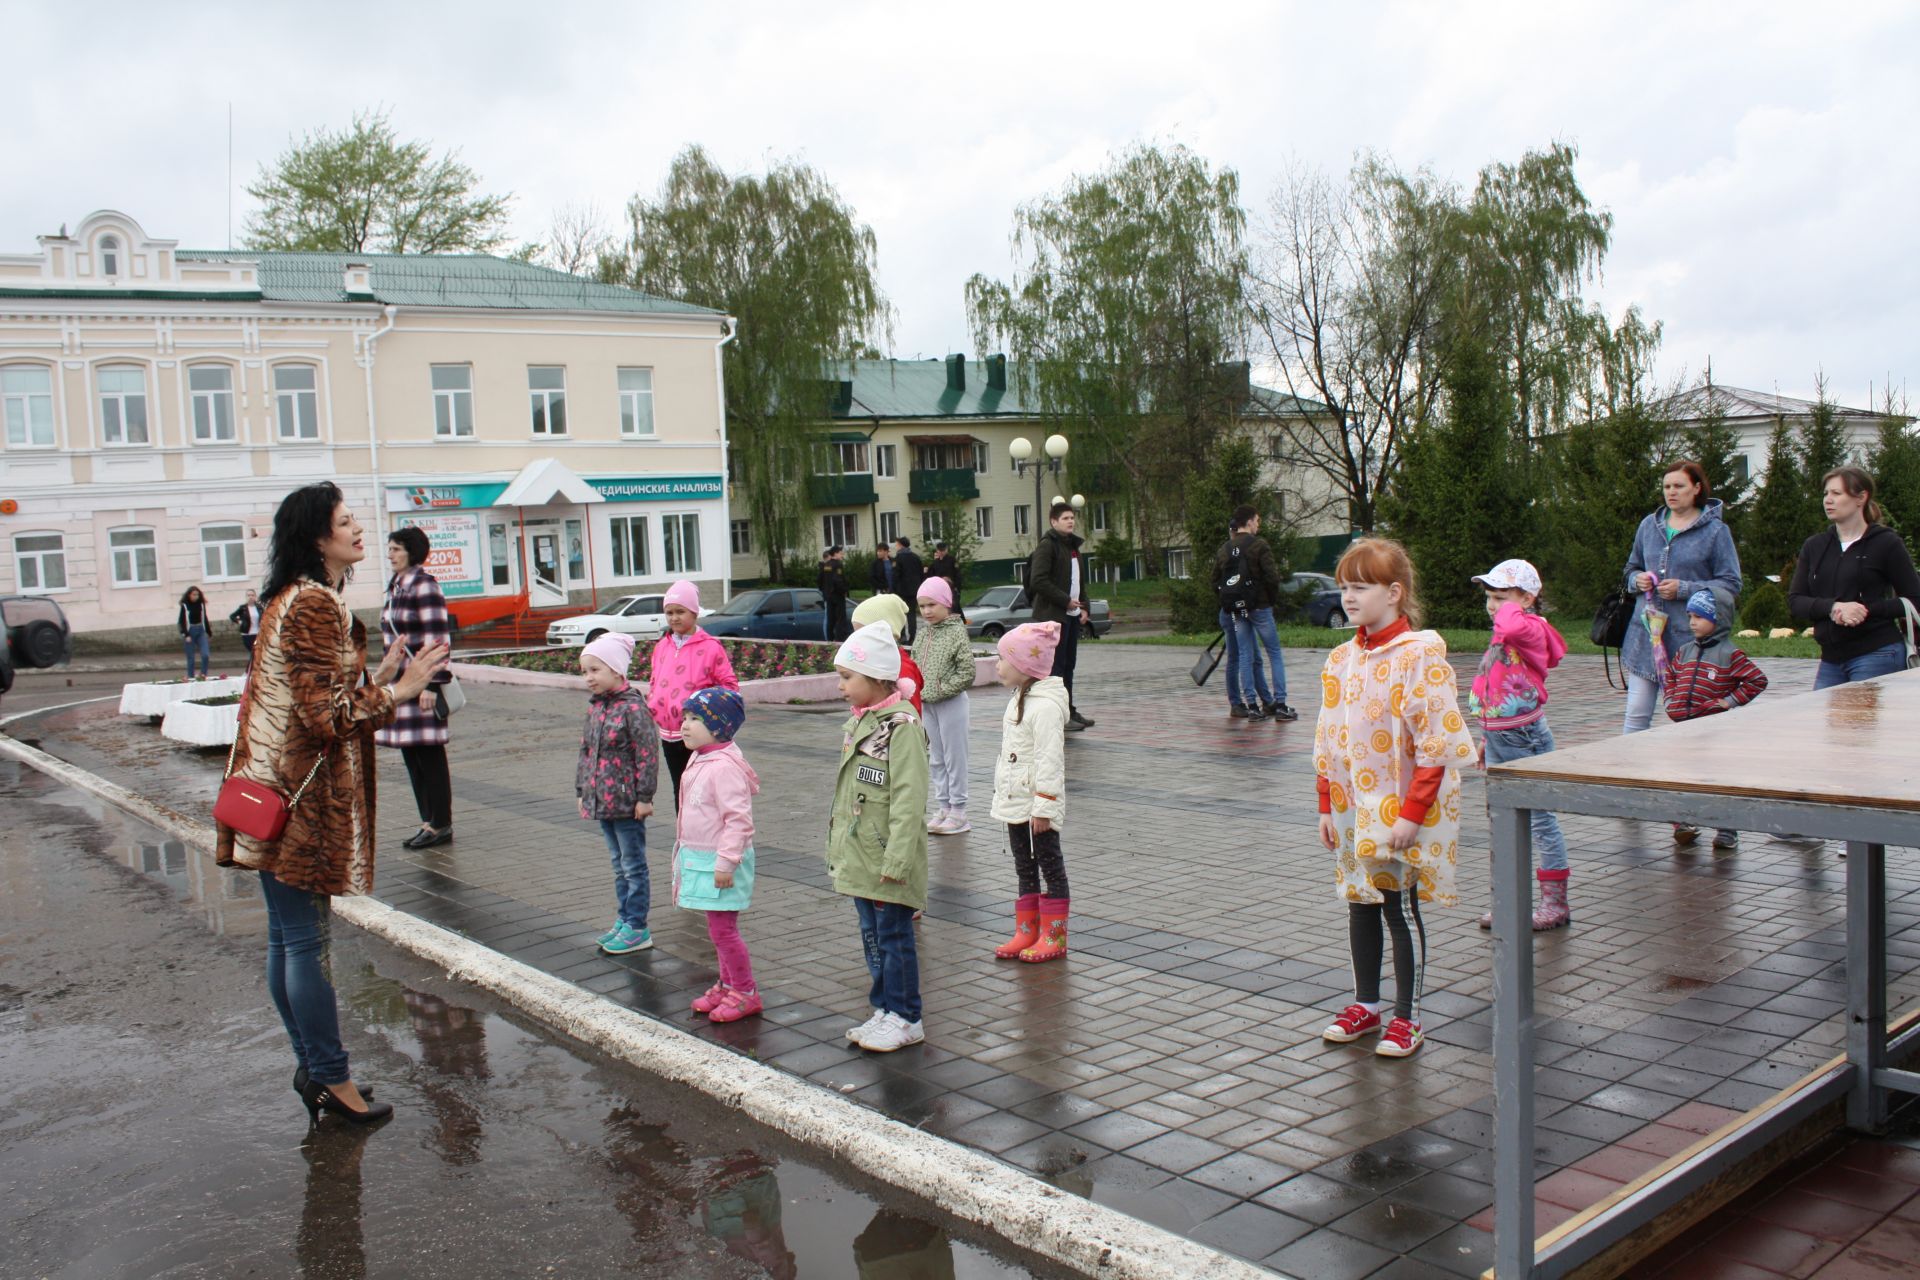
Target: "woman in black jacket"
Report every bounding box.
[1788,467,1920,689]
[178,584,211,679]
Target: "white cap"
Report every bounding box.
[1471,558,1543,593]
[833,619,902,682]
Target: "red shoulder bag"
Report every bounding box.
[213,606,327,841]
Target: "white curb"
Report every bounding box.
[0,723,1288,1280]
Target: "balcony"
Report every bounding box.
[808,473,876,507]
[908,467,979,504]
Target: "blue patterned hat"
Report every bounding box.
[1686,589,1717,621]
[683,687,746,742]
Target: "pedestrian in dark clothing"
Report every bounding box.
[229,589,265,655]
[892,537,925,641]
[1026,503,1093,731]
[929,542,964,618]
[178,585,212,678]
[819,546,852,641]
[1789,466,1920,689]
[870,544,894,598]
[1210,505,1295,721]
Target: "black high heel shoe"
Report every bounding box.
[301,1077,393,1127]
[295,1067,371,1101]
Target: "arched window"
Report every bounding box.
[100,236,121,277]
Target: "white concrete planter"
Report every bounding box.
[449,654,1001,705]
[120,676,247,719]
[161,697,243,747]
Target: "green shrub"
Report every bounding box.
[1740,580,1790,631]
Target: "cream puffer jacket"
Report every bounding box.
[990,676,1069,826]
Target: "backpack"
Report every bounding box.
[1217,539,1256,615]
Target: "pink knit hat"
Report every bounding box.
[916,576,953,609]
[664,580,700,613]
[583,631,637,678]
[997,621,1060,682]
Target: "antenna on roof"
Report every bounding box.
[226,101,233,251]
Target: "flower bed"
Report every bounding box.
[464,639,838,682]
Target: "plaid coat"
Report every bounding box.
[374,566,453,749]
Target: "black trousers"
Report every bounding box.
[400,744,453,830]
[241,633,257,654]
[1050,614,1080,703]
[1008,822,1069,899]
[1349,889,1426,1022]
[664,738,692,807]
[826,599,850,642]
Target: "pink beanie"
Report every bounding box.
[916,576,953,609]
[583,631,637,678]
[664,580,700,612]
[998,621,1060,682]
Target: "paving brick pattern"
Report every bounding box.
[32,643,1920,1277]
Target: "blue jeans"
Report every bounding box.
[854,898,921,1022]
[1218,609,1244,706]
[1482,720,1570,872]
[260,871,349,1085]
[1622,670,1660,734]
[600,818,650,930]
[1230,607,1287,707]
[1814,641,1907,691]
[183,624,210,677]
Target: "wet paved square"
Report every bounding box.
[34,643,1920,1276]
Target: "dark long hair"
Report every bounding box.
[262,482,348,602]
[178,585,204,607]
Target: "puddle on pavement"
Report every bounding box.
[1,761,1053,1279]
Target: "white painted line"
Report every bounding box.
[0,725,1291,1280]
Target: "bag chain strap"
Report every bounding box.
[221,587,330,810]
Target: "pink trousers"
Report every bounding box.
[706,911,756,992]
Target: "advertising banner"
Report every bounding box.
[394,512,484,598]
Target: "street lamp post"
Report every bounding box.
[1010,433,1069,544]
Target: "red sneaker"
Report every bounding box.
[1376,1017,1424,1057]
[690,982,729,1014]
[1322,1004,1383,1043]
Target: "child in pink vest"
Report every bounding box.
[677,688,762,1023]
[647,580,740,807]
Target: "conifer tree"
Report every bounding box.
[1742,419,1809,582]
[1868,416,1920,545]
[1680,391,1749,539]
[1534,405,1667,620]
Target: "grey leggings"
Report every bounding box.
[1350,889,1426,1022]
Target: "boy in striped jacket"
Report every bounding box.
[1664,587,1769,849]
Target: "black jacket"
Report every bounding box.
[229,601,264,634]
[1788,523,1920,662]
[1209,532,1283,610]
[869,557,892,595]
[1026,528,1084,626]
[818,560,849,606]
[928,555,963,596]
[178,599,208,633]
[891,548,924,602]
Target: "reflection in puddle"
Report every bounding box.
[118,836,266,938]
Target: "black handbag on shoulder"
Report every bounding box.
[1591,589,1636,691]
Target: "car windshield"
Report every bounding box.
[971,587,1019,608]
[631,596,663,615]
[713,592,765,617]
[603,597,640,616]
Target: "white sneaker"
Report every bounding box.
[845,1009,886,1042]
[926,811,951,833]
[944,809,971,833]
[857,1012,925,1052]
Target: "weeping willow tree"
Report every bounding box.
[602,146,890,580]
[965,142,1249,565]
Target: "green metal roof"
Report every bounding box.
[173,250,719,315]
[824,358,1327,421]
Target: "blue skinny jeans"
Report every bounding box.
[260,870,349,1085]
[183,624,210,678]
[854,898,921,1022]
[1814,641,1906,691]
[600,817,651,930]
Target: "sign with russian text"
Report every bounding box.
[394,512,484,598]
[591,475,724,503]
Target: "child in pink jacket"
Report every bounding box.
[676,688,762,1023]
[647,580,740,807]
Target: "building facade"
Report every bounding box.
[1657,382,1891,487]
[0,211,734,647]
[727,354,1345,590]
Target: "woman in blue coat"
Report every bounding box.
[1620,460,1743,733]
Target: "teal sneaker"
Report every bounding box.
[595,920,623,949]
[602,924,653,955]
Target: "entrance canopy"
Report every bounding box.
[495,457,606,508]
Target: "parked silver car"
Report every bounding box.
[961,585,1113,640]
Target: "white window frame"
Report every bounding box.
[528,366,568,437]
[610,514,650,578]
[618,367,656,438]
[874,443,897,478]
[1013,504,1031,536]
[973,441,989,474]
[2,363,57,449]
[1092,501,1111,534]
[878,511,900,543]
[729,518,753,556]
[100,235,120,277]
[432,365,474,438]
[975,506,993,540]
[920,509,946,543]
[13,531,67,594]
[1166,547,1192,580]
[662,512,701,574]
[814,440,870,475]
[98,364,150,446]
[200,522,247,581]
[109,526,159,587]
[188,364,236,443]
[273,364,320,441]
[822,513,858,548]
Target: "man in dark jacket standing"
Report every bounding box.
[869,542,894,599]
[892,536,925,640]
[1210,505,1296,721]
[1027,502,1093,730]
[819,545,851,641]
[928,541,965,619]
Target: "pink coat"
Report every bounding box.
[675,743,759,870]
[646,629,739,739]
[1469,602,1567,731]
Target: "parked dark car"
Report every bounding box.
[1277,572,1350,629]
[699,588,831,641]
[1,594,74,694]
[961,585,1113,640]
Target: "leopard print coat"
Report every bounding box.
[215,578,398,895]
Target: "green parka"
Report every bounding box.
[826,701,931,910]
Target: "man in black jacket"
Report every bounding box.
[1027,502,1093,730]
[892,536,925,640]
[819,546,851,641]
[869,542,894,599]
[928,542,965,620]
[1211,505,1296,721]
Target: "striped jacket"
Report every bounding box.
[374,566,453,749]
[1664,626,1768,723]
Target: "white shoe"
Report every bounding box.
[926,811,951,833]
[944,809,971,833]
[845,1009,886,1042]
[857,1012,925,1052]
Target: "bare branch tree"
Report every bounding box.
[543,200,614,276]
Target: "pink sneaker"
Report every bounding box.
[1322,1004,1383,1043]
[690,982,730,1014]
[709,988,763,1023]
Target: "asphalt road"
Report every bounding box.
[0,758,1054,1279]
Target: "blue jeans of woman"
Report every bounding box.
[1231,607,1287,709]
[1814,641,1907,691]
[260,870,350,1085]
[600,817,650,930]
[183,624,210,677]
[1482,719,1570,872]
[1621,670,1661,734]
[854,898,921,1022]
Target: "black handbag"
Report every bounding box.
[1591,589,1636,691]
[1190,633,1226,686]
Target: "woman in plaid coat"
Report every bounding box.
[376,525,455,848]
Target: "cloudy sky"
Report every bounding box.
[3,1,1912,410]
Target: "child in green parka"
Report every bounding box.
[830,619,931,1054]
[912,576,974,834]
